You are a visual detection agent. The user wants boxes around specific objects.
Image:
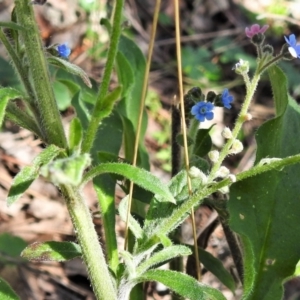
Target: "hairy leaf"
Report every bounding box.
[0,87,24,127]
[138,270,226,300]
[82,162,175,203]
[48,56,92,88]
[228,66,300,299]
[7,145,62,205]
[21,241,81,262]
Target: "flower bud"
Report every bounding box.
[208,150,219,163]
[229,139,243,154]
[262,44,274,55]
[243,113,253,121]
[218,186,229,194]
[188,167,208,184]
[228,174,236,183]
[206,91,217,103]
[222,127,233,139]
[215,166,230,178]
[252,33,265,45]
[258,157,282,166]
[233,59,249,75]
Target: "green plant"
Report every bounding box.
[1,2,300,300]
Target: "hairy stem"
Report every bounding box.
[14,0,67,148]
[81,0,124,154]
[60,185,116,300]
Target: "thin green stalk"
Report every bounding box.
[14,0,67,148]
[208,72,261,181]
[60,185,116,300]
[81,0,124,154]
[149,153,300,242]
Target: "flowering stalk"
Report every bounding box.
[207,71,260,181]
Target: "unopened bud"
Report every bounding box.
[188,167,208,184]
[215,166,230,178]
[233,59,249,75]
[222,127,233,139]
[228,174,236,183]
[208,150,219,163]
[258,157,282,166]
[229,139,243,154]
[218,186,229,194]
[243,113,253,121]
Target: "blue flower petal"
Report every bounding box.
[205,111,214,120]
[57,43,71,58]
[191,101,215,122]
[288,34,297,46]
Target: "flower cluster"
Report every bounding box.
[189,87,234,122]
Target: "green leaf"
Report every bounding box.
[118,195,143,239]
[0,233,27,263]
[228,66,300,299]
[21,241,81,262]
[0,87,24,127]
[53,80,72,110]
[144,170,204,234]
[92,112,124,274]
[186,245,236,292]
[268,65,288,116]
[68,117,83,153]
[71,92,91,129]
[7,145,62,206]
[0,21,24,31]
[193,127,213,157]
[136,245,191,275]
[40,153,91,186]
[82,162,175,203]
[96,86,122,121]
[47,56,92,88]
[0,277,20,300]
[116,35,149,170]
[176,133,194,147]
[138,270,226,300]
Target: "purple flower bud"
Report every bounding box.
[245,24,269,38]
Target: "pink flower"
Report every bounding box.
[245,24,269,38]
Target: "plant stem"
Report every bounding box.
[60,185,116,300]
[208,72,261,181]
[14,0,67,148]
[148,153,300,242]
[81,0,124,154]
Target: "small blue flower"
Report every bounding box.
[221,89,234,109]
[191,101,214,122]
[284,34,300,59]
[57,43,71,58]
